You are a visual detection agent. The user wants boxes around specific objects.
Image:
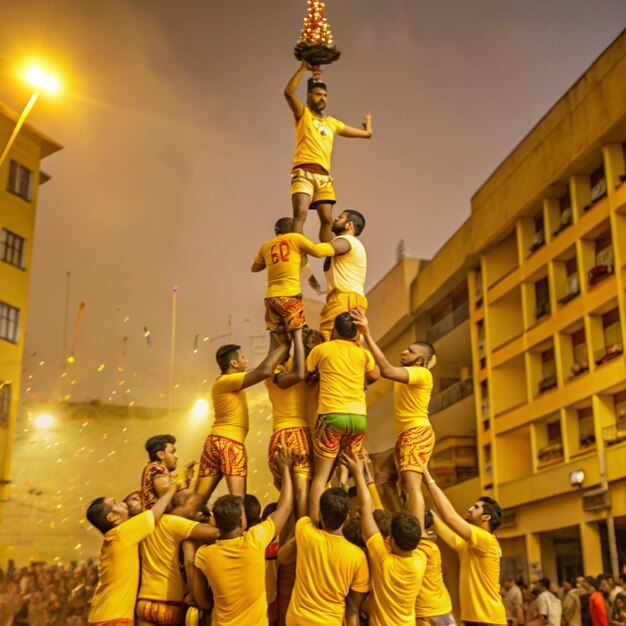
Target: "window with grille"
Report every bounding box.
[0,302,19,344]
[0,382,10,427]
[0,229,25,268]
[7,160,33,201]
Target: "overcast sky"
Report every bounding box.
[2,1,626,408]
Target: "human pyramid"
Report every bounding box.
[85,26,508,626]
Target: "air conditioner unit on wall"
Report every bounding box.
[582,487,610,512]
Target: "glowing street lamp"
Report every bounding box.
[34,413,54,429]
[0,66,60,167]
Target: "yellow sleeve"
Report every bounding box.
[254,244,265,266]
[406,367,432,386]
[332,116,346,135]
[306,346,320,373]
[118,510,155,546]
[295,234,335,259]
[432,516,464,552]
[367,482,384,511]
[249,518,276,550]
[365,533,387,570]
[350,549,370,593]
[215,372,246,393]
[167,515,199,541]
[469,525,496,554]
[364,349,376,372]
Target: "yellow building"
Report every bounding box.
[0,102,61,503]
[366,29,626,586]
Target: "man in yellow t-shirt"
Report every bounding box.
[196,337,288,503]
[86,483,179,626]
[286,487,370,626]
[319,210,368,341]
[137,490,220,626]
[424,467,507,626]
[415,510,456,626]
[193,451,294,626]
[251,218,335,333]
[352,308,436,530]
[285,60,373,242]
[306,312,380,525]
[342,453,425,626]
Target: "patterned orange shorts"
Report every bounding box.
[264,295,305,332]
[268,426,313,479]
[394,425,435,474]
[89,621,132,626]
[136,599,184,626]
[313,413,366,459]
[199,434,247,478]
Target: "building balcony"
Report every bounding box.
[427,301,469,344]
[430,378,474,415]
[603,423,626,446]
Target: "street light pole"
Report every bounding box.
[0,67,60,168]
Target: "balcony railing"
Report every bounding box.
[427,301,469,344]
[430,378,474,415]
[603,423,626,446]
[594,342,623,365]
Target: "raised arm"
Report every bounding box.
[423,466,471,541]
[337,114,372,139]
[269,449,294,535]
[341,453,379,541]
[150,483,180,525]
[189,523,220,544]
[241,336,290,390]
[275,328,305,389]
[352,309,409,382]
[284,61,308,120]
[251,260,265,272]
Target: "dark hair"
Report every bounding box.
[320,488,349,531]
[274,217,293,235]
[334,312,357,339]
[212,495,243,534]
[307,78,327,93]
[537,577,551,590]
[86,498,114,535]
[424,509,434,530]
[145,434,176,462]
[412,340,436,367]
[216,344,241,373]
[244,494,262,528]
[480,496,502,531]
[585,576,600,590]
[261,502,277,521]
[391,511,421,551]
[344,210,365,236]
[342,515,365,549]
[373,510,393,538]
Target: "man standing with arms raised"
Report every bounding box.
[424,467,507,626]
[196,336,288,502]
[285,60,372,242]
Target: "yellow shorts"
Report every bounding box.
[268,426,313,479]
[291,167,336,205]
[198,434,247,478]
[136,600,184,626]
[264,295,305,332]
[319,290,368,341]
[395,425,435,474]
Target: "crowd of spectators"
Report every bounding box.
[0,560,97,626]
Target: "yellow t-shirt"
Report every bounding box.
[306,340,375,415]
[326,235,367,296]
[435,520,506,624]
[88,510,155,622]
[255,233,335,298]
[265,359,308,431]
[292,106,346,173]
[394,366,433,435]
[211,372,248,443]
[414,537,453,617]
[139,514,198,601]
[194,518,276,626]
[286,517,370,626]
[366,533,425,626]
